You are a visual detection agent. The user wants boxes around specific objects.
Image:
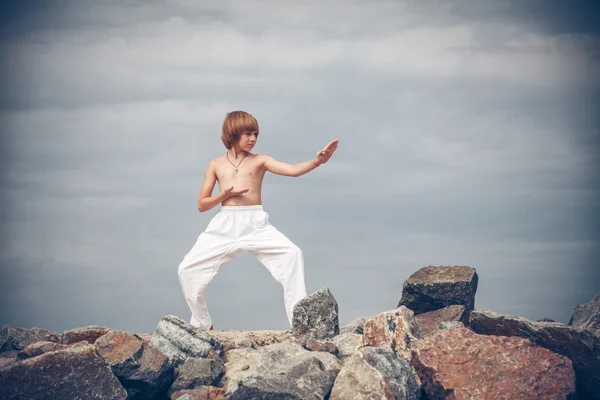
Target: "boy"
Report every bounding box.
[177,110,339,330]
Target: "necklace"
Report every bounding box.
[226,151,248,173]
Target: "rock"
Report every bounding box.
[168,355,225,396]
[292,288,340,340]
[0,342,127,399]
[16,340,71,360]
[222,342,341,399]
[61,325,111,345]
[138,333,153,344]
[95,330,175,400]
[170,386,226,399]
[0,325,60,352]
[340,316,368,334]
[0,351,18,369]
[330,333,365,360]
[438,321,464,330]
[363,307,421,359]
[303,338,340,356]
[150,315,224,366]
[569,293,600,331]
[469,309,600,399]
[412,327,576,400]
[537,318,557,322]
[206,329,293,352]
[414,305,468,336]
[330,347,421,400]
[398,266,478,315]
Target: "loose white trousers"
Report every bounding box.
[177,205,308,330]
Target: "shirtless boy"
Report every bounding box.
[177,110,339,330]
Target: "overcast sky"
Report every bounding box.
[1,0,599,335]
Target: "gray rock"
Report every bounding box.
[0,325,60,352]
[292,288,339,340]
[17,341,71,360]
[330,347,421,400]
[569,293,600,331]
[0,342,127,399]
[173,394,194,400]
[168,355,225,395]
[207,329,293,352]
[414,305,468,336]
[340,316,367,335]
[169,386,225,399]
[150,315,223,366]
[95,330,175,400]
[330,333,364,360]
[438,321,464,330]
[470,308,600,399]
[222,342,341,399]
[398,265,478,315]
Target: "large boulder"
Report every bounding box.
[412,327,576,399]
[222,342,341,399]
[0,325,60,352]
[150,315,223,366]
[330,347,421,400]
[292,288,339,340]
[398,266,478,315]
[363,307,421,359]
[95,330,175,399]
[0,342,127,399]
[569,292,600,331]
[469,309,600,399]
[414,305,468,336]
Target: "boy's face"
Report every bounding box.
[236,130,258,151]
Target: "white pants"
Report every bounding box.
[177,205,308,330]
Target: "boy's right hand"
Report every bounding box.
[223,186,249,198]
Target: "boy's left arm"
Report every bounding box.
[263,139,339,177]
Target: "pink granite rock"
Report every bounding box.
[412,327,576,399]
[61,325,111,345]
[363,306,421,359]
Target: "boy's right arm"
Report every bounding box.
[197,160,248,212]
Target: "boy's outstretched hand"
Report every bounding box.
[315,139,339,165]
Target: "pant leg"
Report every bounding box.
[177,213,242,330]
[241,213,308,328]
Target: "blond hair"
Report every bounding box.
[221,111,259,150]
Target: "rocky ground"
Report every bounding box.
[1,265,598,399]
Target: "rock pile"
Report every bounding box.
[1,265,597,399]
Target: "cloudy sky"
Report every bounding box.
[1,0,599,335]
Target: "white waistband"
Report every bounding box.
[220,205,264,211]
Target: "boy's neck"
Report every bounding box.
[228,148,249,160]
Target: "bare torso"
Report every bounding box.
[214,153,266,206]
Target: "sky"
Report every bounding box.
[1,0,599,335]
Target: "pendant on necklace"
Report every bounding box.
[235,169,239,173]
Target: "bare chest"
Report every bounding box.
[215,155,265,188]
